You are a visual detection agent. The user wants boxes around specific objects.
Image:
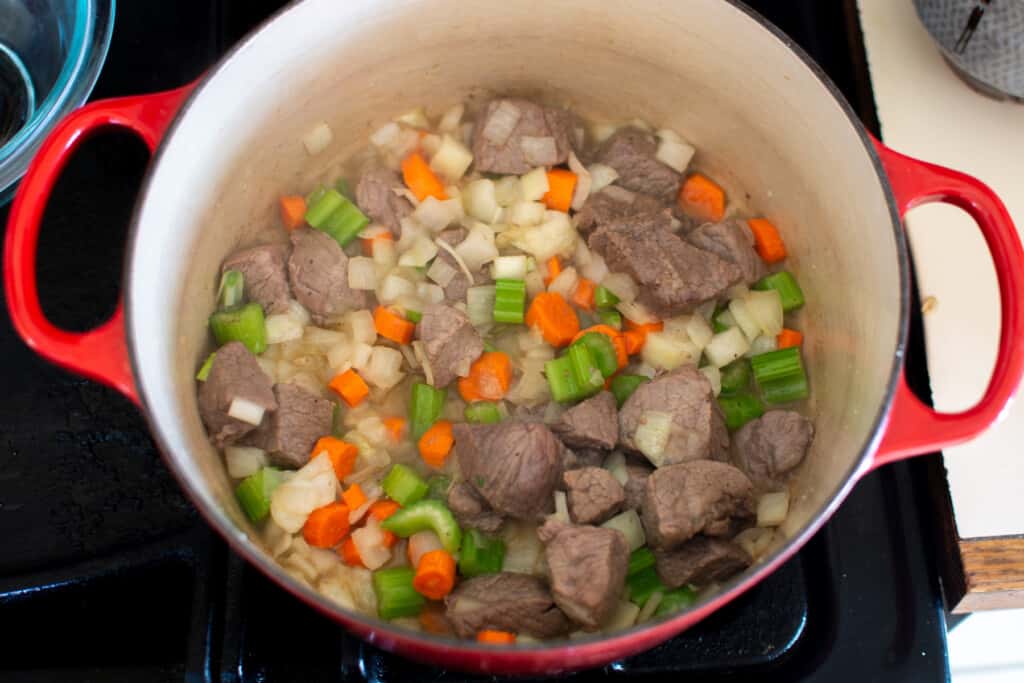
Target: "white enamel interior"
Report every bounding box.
[126,0,905,648]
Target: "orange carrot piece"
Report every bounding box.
[302,502,351,548]
[340,536,364,567]
[412,549,457,600]
[678,173,726,222]
[623,330,645,356]
[525,292,580,348]
[477,630,516,644]
[777,328,803,349]
[419,605,453,635]
[572,278,596,311]
[370,500,401,521]
[311,436,360,480]
[542,169,577,213]
[381,530,398,548]
[329,369,370,407]
[342,483,368,511]
[374,305,416,345]
[747,218,788,264]
[401,152,448,201]
[572,324,628,369]
[418,420,455,468]
[543,256,562,286]
[361,231,394,256]
[383,417,406,443]
[457,352,514,402]
[279,195,307,230]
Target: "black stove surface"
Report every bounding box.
[0,1,950,681]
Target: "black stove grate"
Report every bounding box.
[0,1,950,681]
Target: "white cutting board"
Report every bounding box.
[858,0,1024,539]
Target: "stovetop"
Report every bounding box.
[0,1,951,681]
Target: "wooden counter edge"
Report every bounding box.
[952,536,1024,613]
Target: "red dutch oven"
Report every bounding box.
[4,0,1023,675]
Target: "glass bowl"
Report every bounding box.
[0,0,115,203]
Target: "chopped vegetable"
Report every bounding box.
[572,277,596,311]
[458,351,513,402]
[370,499,401,521]
[568,343,606,397]
[373,567,426,619]
[572,331,620,378]
[342,483,368,511]
[408,530,444,567]
[610,374,649,407]
[195,352,216,381]
[302,121,333,155]
[622,319,663,355]
[426,475,451,501]
[757,491,790,527]
[633,410,674,464]
[319,197,371,247]
[477,630,516,644]
[492,255,529,280]
[628,547,656,576]
[493,278,527,324]
[235,467,282,522]
[459,529,507,577]
[747,218,787,264]
[410,383,447,439]
[753,270,804,311]
[719,359,752,396]
[374,306,416,345]
[401,152,448,201]
[227,397,265,426]
[541,168,577,212]
[382,464,430,507]
[601,509,646,551]
[544,256,562,286]
[383,417,406,443]
[209,303,267,354]
[381,499,463,554]
[704,327,751,368]
[430,134,474,181]
[751,346,809,403]
[218,269,245,310]
[627,566,667,607]
[525,292,580,347]
[464,401,502,424]
[302,502,351,548]
[777,328,803,349]
[718,393,764,430]
[544,355,583,404]
[279,195,307,230]
[329,369,370,407]
[594,285,620,310]
[311,436,359,480]
[361,231,394,256]
[598,309,623,330]
[678,173,725,222]
[304,188,345,228]
[340,536,364,567]
[654,586,697,616]
[412,549,457,600]
[418,419,455,468]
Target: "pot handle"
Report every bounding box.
[871,138,1024,468]
[3,84,194,405]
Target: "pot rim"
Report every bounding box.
[122,0,910,667]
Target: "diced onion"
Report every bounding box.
[227,397,266,426]
[352,517,392,570]
[508,200,546,226]
[435,238,475,285]
[363,346,405,390]
[417,282,444,304]
[745,334,778,358]
[398,236,439,267]
[413,196,461,232]
[224,446,268,479]
[302,121,333,155]
[408,530,444,567]
[548,266,579,300]
[501,521,543,574]
[744,289,784,337]
[372,237,398,268]
[601,510,646,551]
[600,272,638,303]
[580,251,609,283]
[303,327,346,349]
[493,176,521,206]
[601,600,641,632]
[636,590,664,624]
[757,491,790,527]
[655,136,696,173]
[412,340,435,387]
[269,453,337,533]
[603,452,629,486]
[520,136,558,166]
[686,314,714,349]
[525,270,546,298]
[728,298,761,341]
[642,331,699,370]
[346,309,377,345]
[481,100,522,145]
[734,526,776,559]
[568,151,592,211]
[349,497,378,525]
[378,273,416,303]
[634,411,674,465]
[617,299,659,325]
[426,257,457,288]
[463,179,500,223]
[351,342,374,372]
[466,285,496,327]
[588,163,619,193]
[700,365,722,397]
[553,491,570,523]
[455,224,499,271]
[492,255,528,280]
[326,341,353,372]
[590,122,618,144]
[430,134,474,182]
[357,415,390,446]
[705,327,751,367]
[497,211,576,262]
[370,121,401,148]
[438,103,464,133]
[519,167,550,201]
[347,256,378,291]
[421,133,441,157]
[395,107,429,128]
[265,313,305,345]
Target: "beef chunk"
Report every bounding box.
[244,383,334,469]
[654,537,751,588]
[641,461,754,549]
[447,481,504,534]
[685,220,766,285]
[574,187,671,237]
[593,128,681,202]
[445,572,569,639]
[287,228,365,325]
[589,221,742,318]
[552,391,618,450]
[623,458,653,510]
[472,98,575,174]
[355,168,413,237]
[454,421,562,520]
[619,367,729,466]
[562,447,606,472]
[415,303,484,388]
[541,521,629,628]
[221,244,291,315]
[198,342,276,447]
[732,410,814,489]
[563,467,625,525]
